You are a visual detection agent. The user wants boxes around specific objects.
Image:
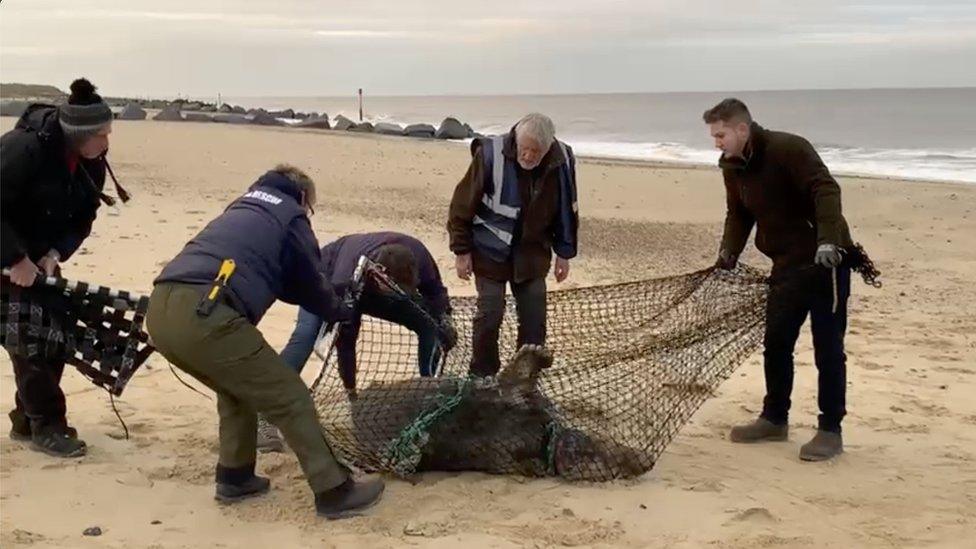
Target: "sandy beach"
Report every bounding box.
[2,118,974,548]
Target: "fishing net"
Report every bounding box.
[311,264,769,482]
[1,274,154,396]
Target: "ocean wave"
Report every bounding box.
[568,141,976,183]
[244,97,974,184]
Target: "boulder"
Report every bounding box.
[463,123,475,136]
[295,116,331,129]
[349,122,374,132]
[212,114,249,124]
[373,122,404,136]
[201,105,217,112]
[184,112,213,122]
[0,101,30,118]
[333,115,356,131]
[270,108,295,119]
[307,111,320,119]
[247,108,268,116]
[183,102,204,111]
[218,104,233,113]
[404,123,436,138]
[249,111,285,126]
[231,105,247,114]
[153,105,184,121]
[435,117,469,139]
[117,103,147,120]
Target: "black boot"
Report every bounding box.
[315,476,385,519]
[9,409,31,441]
[30,425,87,458]
[10,410,78,441]
[214,463,270,503]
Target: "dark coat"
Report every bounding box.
[447,129,578,282]
[154,172,351,325]
[1,105,106,267]
[719,122,854,276]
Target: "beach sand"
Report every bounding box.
[1,119,974,548]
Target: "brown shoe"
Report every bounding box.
[729,418,788,443]
[799,430,843,461]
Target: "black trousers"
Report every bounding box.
[470,276,547,376]
[761,266,850,433]
[7,350,68,432]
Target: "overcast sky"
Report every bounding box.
[1,0,973,98]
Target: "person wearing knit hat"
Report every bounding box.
[1,77,129,458]
[57,79,114,157]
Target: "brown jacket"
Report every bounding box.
[720,123,853,277]
[447,131,576,282]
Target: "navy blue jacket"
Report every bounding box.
[154,171,350,325]
[321,232,450,317]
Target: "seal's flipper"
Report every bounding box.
[498,344,553,392]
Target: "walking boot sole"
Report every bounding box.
[257,441,285,454]
[800,447,844,462]
[214,484,271,504]
[317,489,384,520]
[30,441,87,458]
[729,431,789,443]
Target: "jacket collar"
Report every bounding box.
[249,171,305,203]
[718,121,767,171]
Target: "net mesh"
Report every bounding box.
[312,265,768,481]
[1,276,154,396]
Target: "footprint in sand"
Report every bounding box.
[8,529,47,545]
[859,360,891,371]
[726,507,777,525]
[684,479,726,493]
[403,520,456,538]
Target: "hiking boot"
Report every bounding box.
[214,463,270,503]
[215,475,271,503]
[729,417,788,443]
[799,430,843,461]
[9,410,32,441]
[9,411,78,441]
[315,476,385,519]
[30,427,87,458]
[256,416,284,454]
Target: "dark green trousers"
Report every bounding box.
[146,283,347,493]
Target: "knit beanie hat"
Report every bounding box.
[58,78,112,141]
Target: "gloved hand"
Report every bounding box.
[814,244,843,268]
[715,249,738,270]
[437,315,459,351]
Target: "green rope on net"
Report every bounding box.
[545,420,563,475]
[382,376,474,476]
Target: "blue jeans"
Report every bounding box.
[280,291,442,379]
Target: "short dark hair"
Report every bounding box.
[373,244,419,292]
[702,98,752,125]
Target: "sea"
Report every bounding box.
[222,88,976,183]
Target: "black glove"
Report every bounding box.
[437,315,458,351]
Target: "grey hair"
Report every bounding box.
[515,113,556,148]
[272,163,316,207]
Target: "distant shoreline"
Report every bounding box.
[2,83,973,186]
